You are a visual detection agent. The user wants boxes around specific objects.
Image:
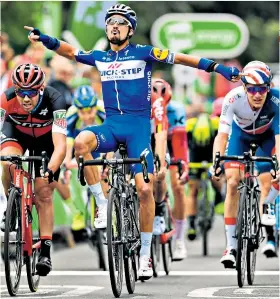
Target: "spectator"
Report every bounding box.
[48,55,75,109]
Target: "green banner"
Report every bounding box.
[38,2,62,38]
[151,13,249,59]
[68,1,115,50]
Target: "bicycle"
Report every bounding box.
[213,143,279,288]
[151,155,176,277]
[61,163,107,270]
[78,143,149,298]
[0,151,49,296]
[188,161,214,256]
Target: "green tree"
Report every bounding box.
[1,2,44,54]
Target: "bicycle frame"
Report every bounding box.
[12,162,36,257]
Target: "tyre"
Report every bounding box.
[162,202,173,275]
[96,229,107,271]
[151,235,160,277]
[124,252,136,294]
[107,188,123,298]
[26,205,40,292]
[236,187,248,288]
[4,188,23,296]
[247,190,260,285]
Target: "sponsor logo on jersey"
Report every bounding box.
[53,109,67,129]
[136,44,147,48]
[9,116,53,128]
[141,148,150,157]
[152,97,164,121]
[260,115,268,119]
[271,96,280,106]
[229,97,235,103]
[222,104,229,115]
[96,60,146,82]
[147,71,152,101]
[0,108,6,123]
[39,108,48,115]
[220,120,230,126]
[79,50,93,55]
[151,48,169,61]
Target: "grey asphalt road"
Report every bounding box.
[0,216,279,299]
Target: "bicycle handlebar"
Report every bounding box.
[213,152,279,178]
[169,159,183,178]
[78,155,150,186]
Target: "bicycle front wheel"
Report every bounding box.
[26,205,40,292]
[247,189,260,285]
[236,187,248,288]
[4,187,23,296]
[107,188,123,298]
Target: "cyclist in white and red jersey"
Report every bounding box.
[212,61,280,268]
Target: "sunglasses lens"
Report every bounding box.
[107,17,128,26]
[16,89,38,98]
[247,86,267,95]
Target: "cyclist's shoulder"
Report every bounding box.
[186,117,198,132]
[225,86,245,101]
[66,105,78,118]
[268,88,280,106]
[43,85,62,99]
[3,86,16,102]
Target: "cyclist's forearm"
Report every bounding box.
[64,143,74,165]
[212,133,228,162]
[155,130,167,166]
[48,146,66,173]
[55,41,77,61]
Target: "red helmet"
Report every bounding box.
[12,63,45,89]
[151,78,172,104]
[212,97,224,117]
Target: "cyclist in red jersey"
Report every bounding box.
[0,63,67,276]
[151,78,189,260]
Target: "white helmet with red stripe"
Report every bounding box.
[241,61,272,85]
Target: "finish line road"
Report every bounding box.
[0,217,279,299]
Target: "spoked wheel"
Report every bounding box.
[4,188,23,296]
[26,205,40,292]
[236,188,248,288]
[162,204,173,275]
[96,229,107,271]
[124,206,137,294]
[151,235,160,277]
[124,250,136,294]
[247,193,260,285]
[107,188,123,298]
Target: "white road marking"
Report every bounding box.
[0,285,103,298]
[234,288,254,294]
[187,286,279,298]
[0,270,279,276]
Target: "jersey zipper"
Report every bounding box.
[253,112,256,135]
[114,51,123,115]
[30,113,35,138]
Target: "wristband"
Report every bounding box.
[29,28,60,51]
[198,58,217,72]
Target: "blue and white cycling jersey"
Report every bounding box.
[221,87,280,173]
[219,87,279,135]
[75,44,175,117]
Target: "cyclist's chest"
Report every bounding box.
[95,54,148,82]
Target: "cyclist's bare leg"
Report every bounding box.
[34,178,55,239]
[185,179,199,240]
[170,167,186,220]
[55,181,70,200]
[223,167,241,250]
[1,146,23,196]
[258,172,276,251]
[74,131,107,228]
[74,131,100,184]
[153,178,167,203]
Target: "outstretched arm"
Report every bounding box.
[24,26,77,60]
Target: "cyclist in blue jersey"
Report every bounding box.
[55,85,106,232]
[211,61,280,268]
[25,3,242,280]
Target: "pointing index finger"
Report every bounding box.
[24,26,34,31]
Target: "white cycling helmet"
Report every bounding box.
[105,4,137,31]
[241,61,272,85]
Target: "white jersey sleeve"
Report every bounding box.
[218,89,237,134]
